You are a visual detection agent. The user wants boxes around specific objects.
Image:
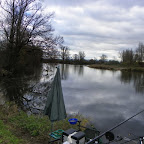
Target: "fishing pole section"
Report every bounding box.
[62,109,144,144]
[86,109,144,144]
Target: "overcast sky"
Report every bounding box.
[42,0,144,60]
[1,0,143,60]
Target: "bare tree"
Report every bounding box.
[79,51,85,61]
[0,0,55,71]
[73,54,79,61]
[119,49,135,64]
[42,36,64,60]
[60,45,70,61]
[135,42,144,62]
[100,54,107,63]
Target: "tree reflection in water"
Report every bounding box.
[73,65,84,76]
[61,64,69,80]
[0,63,55,114]
[1,64,144,115]
[60,64,84,80]
[119,71,144,94]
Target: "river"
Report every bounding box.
[0,64,144,140]
[60,64,144,139]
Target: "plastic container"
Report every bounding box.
[68,118,78,125]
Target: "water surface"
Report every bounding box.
[0,64,144,139]
[60,64,144,139]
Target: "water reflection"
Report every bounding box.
[60,64,84,80]
[61,65,144,140]
[0,63,54,113]
[22,63,56,113]
[73,65,84,76]
[0,64,42,109]
[61,64,69,80]
[0,64,144,139]
[119,71,144,93]
[42,63,56,82]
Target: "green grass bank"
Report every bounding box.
[88,64,144,72]
[0,103,89,144]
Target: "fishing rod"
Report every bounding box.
[119,137,142,144]
[121,136,144,144]
[86,109,144,144]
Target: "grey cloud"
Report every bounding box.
[106,0,144,8]
[54,13,144,42]
[44,0,144,59]
[43,0,144,8]
[43,0,98,7]
[86,8,144,25]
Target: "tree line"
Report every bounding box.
[0,0,68,75]
[0,0,143,76]
[0,0,119,70]
[119,42,144,66]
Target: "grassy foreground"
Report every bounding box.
[88,64,144,72]
[0,103,89,144]
[0,120,22,144]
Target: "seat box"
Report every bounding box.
[71,131,85,144]
[62,128,76,142]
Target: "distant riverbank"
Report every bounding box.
[88,64,144,72]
